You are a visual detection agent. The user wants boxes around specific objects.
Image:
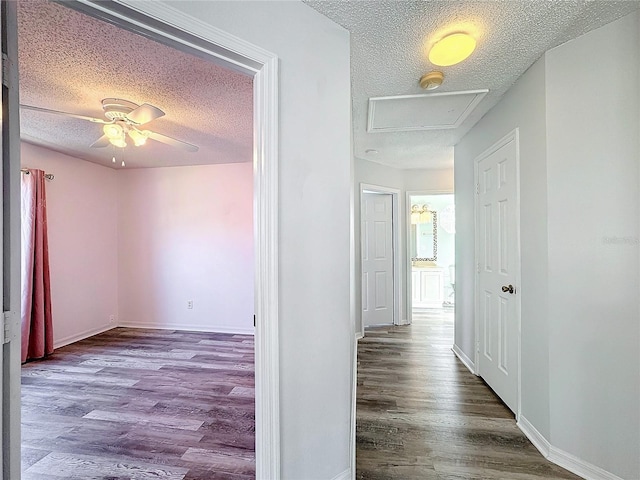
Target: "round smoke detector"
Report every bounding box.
[419,71,444,90]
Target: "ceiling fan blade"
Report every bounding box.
[147,131,199,152]
[126,103,165,125]
[20,104,108,123]
[90,135,110,148]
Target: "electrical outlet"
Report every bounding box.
[187,300,194,310]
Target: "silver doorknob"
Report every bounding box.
[501,284,514,294]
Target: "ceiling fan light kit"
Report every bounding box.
[103,123,123,138]
[102,123,126,148]
[128,128,149,146]
[429,32,476,67]
[109,136,127,148]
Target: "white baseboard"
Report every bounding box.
[548,446,624,480]
[350,334,358,479]
[452,343,476,375]
[518,415,624,480]
[118,321,255,336]
[517,415,550,458]
[331,468,351,480]
[54,323,117,349]
[355,331,364,340]
[395,318,410,326]
[54,321,253,349]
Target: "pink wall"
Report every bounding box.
[21,142,119,347]
[117,164,254,334]
[22,143,253,344]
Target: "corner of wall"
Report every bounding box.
[451,344,476,375]
[330,468,352,480]
[519,415,626,480]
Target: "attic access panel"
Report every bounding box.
[367,89,488,133]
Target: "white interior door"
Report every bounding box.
[1,1,22,477]
[362,192,393,327]
[476,133,520,414]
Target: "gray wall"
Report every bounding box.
[545,12,639,478]
[455,10,639,478]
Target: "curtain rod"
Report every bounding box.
[21,168,54,181]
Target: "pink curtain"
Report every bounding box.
[21,169,53,363]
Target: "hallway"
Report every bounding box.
[355,309,579,480]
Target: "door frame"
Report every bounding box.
[359,183,401,334]
[405,189,453,325]
[14,1,282,478]
[3,1,22,476]
[473,128,522,419]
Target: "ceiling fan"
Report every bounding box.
[20,98,199,152]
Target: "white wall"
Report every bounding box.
[545,12,639,478]
[117,164,254,334]
[404,167,454,192]
[20,142,119,347]
[354,157,453,335]
[127,2,354,478]
[455,10,640,479]
[455,56,550,437]
[356,158,405,189]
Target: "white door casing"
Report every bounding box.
[2,1,23,477]
[0,5,5,474]
[362,193,394,327]
[475,130,521,415]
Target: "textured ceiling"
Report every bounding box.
[305,0,640,169]
[18,1,253,169]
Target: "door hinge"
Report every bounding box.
[476,263,481,273]
[2,311,16,344]
[475,184,480,195]
[2,53,10,88]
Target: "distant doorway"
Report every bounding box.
[407,193,455,320]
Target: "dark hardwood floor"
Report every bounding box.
[21,328,255,480]
[356,309,580,480]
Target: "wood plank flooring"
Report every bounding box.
[356,309,581,480]
[21,328,255,480]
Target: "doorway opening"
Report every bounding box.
[4,1,279,478]
[407,193,455,319]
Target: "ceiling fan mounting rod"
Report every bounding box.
[102,98,137,122]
